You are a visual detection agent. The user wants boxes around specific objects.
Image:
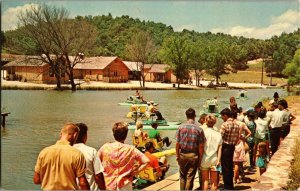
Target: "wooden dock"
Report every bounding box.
[1,112,10,127]
[144,166,259,190]
[144,172,200,190]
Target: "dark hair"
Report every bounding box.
[255,102,263,109]
[145,141,154,151]
[278,99,288,109]
[232,111,238,119]
[151,122,158,129]
[273,92,279,98]
[185,108,196,119]
[247,111,256,120]
[220,108,232,118]
[258,107,267,119]
[75,123,88,144]
[112,122,128,142]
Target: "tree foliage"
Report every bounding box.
[159,34,192,88]
[8,4,97,91]
[3,7,299,88]
[125,30,158,87]
[283,49,300,86]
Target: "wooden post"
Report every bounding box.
[1,112,10,127]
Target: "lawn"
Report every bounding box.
[202,61,288,85]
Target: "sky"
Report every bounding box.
[1,0,300,39]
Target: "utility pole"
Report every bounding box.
[261,59,264,86]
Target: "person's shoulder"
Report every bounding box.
[74,143,97,153]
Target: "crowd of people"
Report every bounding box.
[33,92,296,190]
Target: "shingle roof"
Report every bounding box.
[123,61,142,71]
[4,56,48,67]
[144,64,170,73]
[74,56,119,69]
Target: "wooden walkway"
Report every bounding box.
[144,172,200,190]
[145,166,259,190]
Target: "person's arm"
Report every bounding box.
[243,125,252,140]
[216,144,222,166]
[290,113,296,123]
[78,175,90,190]
[33,171,41,185]
[95,173,106,190]
[176,142,180,162]
[198,143,204,167]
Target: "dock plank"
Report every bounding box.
[144,179,175,190]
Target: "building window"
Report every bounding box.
[114,71,117,76]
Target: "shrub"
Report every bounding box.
[287,139,300,190]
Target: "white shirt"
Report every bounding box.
[267,109,283,129]
[255,118,269,139]
[201,127,222,168]
[74,143,104,190]
[281,109,291,125]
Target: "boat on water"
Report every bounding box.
[118,95,148,106]
[200,98,221,117]
[133,148,175,189]
[128,120,181,130]
[235,90,249,100]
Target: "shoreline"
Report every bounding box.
[1,79,283,90]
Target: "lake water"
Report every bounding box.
[1,89,286,189]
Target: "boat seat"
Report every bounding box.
[208,105,216,113]
[132,135,147,147]
[149,138,163,149]
[138,166,158,182]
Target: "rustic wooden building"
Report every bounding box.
[73,56,129,83]
[144,64,177,83]
[4,56,68,84]
[123,61,142,80]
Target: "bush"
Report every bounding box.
[287,139,300,190]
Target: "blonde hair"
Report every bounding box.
[205,114,217,127]
[61,123,79,135]
[136,121,143,129]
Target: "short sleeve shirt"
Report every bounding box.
[144,151,161,173]
[220,118,240,145]
[148,129,160,139]
[34,140,86,190]
[98,141,149,190]
[74,143,104,190]
[176,120,205,153]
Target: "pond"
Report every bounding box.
[1,88,286,189]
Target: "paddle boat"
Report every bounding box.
[118,95,148,106]
[236,89,249,100]
[200,98,221,117]
[133,148,175,189]
[128,119,181,130]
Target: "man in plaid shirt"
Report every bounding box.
[220,108,241,190]
[176,108,205,190]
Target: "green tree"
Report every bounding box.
[125,30,158,88]
[16,4,97,91]
[160,34,192,88]
[283,49,300,86]
[205,40,233,84]
[190,39,207,86]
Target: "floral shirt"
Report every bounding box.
[98,141,149,190]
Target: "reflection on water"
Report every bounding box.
[1,89,286,189]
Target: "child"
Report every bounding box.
[246,111,256,171]
[256,142,269,175]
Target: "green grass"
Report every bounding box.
[287,138,300,190]
[202,61,288,85]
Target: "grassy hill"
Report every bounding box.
[203,60,288,86]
